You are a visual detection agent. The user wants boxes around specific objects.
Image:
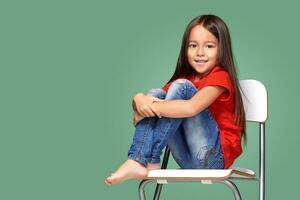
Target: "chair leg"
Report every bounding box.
[220,180,242,200]
[138,146,171,200]
[140,179,242,200]
[153,184,163,200]
[139,179,156,200]
[259,123,266,200]
[152,146,171,200]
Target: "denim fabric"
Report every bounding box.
[128,79,224,169]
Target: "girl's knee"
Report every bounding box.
[174,78,191,84]
[169,79,194,90]
[147,88,166,98]
[174,78,193,84]
[167,79,196,97]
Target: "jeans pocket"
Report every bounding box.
[197,145,224,169]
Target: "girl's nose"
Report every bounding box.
[197,47,204,56]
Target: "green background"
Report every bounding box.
[1,0,299,199]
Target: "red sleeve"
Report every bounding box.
[202,70,233,102]
[162,82,172,92]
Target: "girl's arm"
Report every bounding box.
[133,93,164,118]
[150,86,225,118]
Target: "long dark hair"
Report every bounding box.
[167,14,246,143]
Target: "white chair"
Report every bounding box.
[138,80,268,200]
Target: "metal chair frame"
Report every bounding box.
[138,80,267,200]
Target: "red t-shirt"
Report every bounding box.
[162,66,242,168]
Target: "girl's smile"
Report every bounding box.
[187,25,219,79]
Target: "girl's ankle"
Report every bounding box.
[147,163,161,170]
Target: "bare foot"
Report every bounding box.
[147,163,161,170]
[104,159,148,186]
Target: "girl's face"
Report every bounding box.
[187,25,219,79]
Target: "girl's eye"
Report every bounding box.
[189,44,197,48]
[206,44,215,48]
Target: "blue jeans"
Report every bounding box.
[128,79,224,169]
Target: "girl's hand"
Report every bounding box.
[133,93,164,118]
[133,110,144,126]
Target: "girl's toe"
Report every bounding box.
[104,178,112,185]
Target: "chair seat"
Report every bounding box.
[147,167,255,182]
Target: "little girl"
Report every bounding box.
[105,14,246,185]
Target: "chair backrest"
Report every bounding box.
[239,80,268,123]
[239,79,267,200]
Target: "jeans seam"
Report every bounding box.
[136,119,151,162]
[150,119,173,163]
